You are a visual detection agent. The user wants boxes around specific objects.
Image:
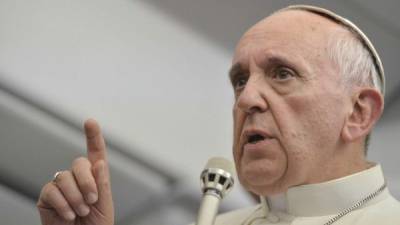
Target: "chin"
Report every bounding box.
[239,158,286,193]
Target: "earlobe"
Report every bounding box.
[341,89,383,142]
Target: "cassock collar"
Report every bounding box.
[261,164,389,217]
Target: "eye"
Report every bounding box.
[272,67,295,81]
[233,76,248,91]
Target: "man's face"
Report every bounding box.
[231,10,352,195]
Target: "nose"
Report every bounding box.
[235,77,268,114]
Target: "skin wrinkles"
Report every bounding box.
[230,53,315,98]
[231,10,368,196]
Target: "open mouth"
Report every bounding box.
[246,133,270,144]
[247,134,265,144]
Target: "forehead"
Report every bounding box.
[233,10,343,65]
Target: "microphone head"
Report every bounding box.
[200,157,235,199]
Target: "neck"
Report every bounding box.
[306,143,369,184]
[263,164,388,217]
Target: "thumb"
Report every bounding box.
[92,160,114,219]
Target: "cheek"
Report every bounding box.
[232,107,245,161]
[232,107,240,140]
[281,92,346,159]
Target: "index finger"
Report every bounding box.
[84,118,107,164]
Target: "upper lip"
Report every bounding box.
[242,128,273,145]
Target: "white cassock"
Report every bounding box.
[194,164,400,225]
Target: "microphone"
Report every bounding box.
[195,157,235,225]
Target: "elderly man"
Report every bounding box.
[218,5,400,224]
[37,4,400,225]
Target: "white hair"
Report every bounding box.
[274,6,384,94]
[327,29,381,92]
[273,6,383,152]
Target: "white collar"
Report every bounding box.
[261,164,389,217]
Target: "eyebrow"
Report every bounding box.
[228,56,297,85]
[228,63,244,86]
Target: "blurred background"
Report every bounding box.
[0,0,399,224]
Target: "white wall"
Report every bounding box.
[0,0,398,224]
[370,119,400,199]
[0,0,237,181]
[0,1,254,223]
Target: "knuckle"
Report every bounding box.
[47,185,60,199]
[58,202,71,212]
[54,172,71,188]
[37,183,53,206]
[54,172,76,191]
[42,183,57,198]
[57,170,71,181]
[66,194,84,206]
[42,182,53,193]
[79,180,93,191]
[40,184,62,206]
[72,157,89,167]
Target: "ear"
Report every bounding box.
[341,88,384,142]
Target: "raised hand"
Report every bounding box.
[37,119,114,225]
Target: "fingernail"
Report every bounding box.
[65,211,76,221]
[78,204,90,216]
[87,192,98,204]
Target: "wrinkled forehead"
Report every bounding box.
[250,9,341,34]
[233,9,341,65]
[233,5,385,95]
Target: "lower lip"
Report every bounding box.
[243,138,274,153]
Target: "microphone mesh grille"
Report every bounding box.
[205,157,235,175]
